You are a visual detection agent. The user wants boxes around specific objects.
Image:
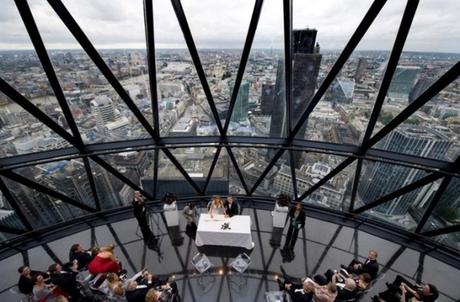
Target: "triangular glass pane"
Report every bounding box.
[88,157,136,210]
[299,154,356,211]
[373,79,460,161]
[155,149,201,198]
[167,146,222,194]
[153,0,218,136]
[29,0,151,143]
[1,175,90,229]
[58,0,153,129]
[292,0,405,144]
[205,147,240,195]
[231,0,285,137]
[0,1,73,135]
[296,152,348,201]
[0,92,72,157]
[181,0,253,123]
[372,0,460,151]
[356,160,429,211]
[421,177,460,237]
[12,159,98,210]
[360,182,435,231]
[231,146,281,196]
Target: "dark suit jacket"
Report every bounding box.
[360,259,379,279]
[50,271,79,297]
[225,201,239,217]
[287,283,313,302]
[288,208,306,228]
[18,270,48,294]
[336,287,358,301]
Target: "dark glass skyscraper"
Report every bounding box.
[358,126,450,215]
[269,28,322,167]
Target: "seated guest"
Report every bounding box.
[278,277,314,302]
[54,296,68,302]
[298,278,337,302]
[32,275,56,302]
[88,244,121,275]
[224,195,239,217]
[17,265,49,295]
[48,261,81,301]
[336,278,358,302]
[356,273,372,291]
[69,243,93,270]
[207,196,225,218]
[125,270,164,302]
[374,275,438,302]
[344,249,379,279]
[145,282,180,302]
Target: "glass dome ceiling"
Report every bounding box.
[0,0,459,264]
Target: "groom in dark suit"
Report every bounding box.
[224,196,239,217]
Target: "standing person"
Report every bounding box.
[48,261,81,301]
[132,191,156,247]
[283,202,306,251]
[17,266,49,295]
[88,245,121,275]
[69,243,93,270]
[182,202,198,239]
[32,275,56,302]
[224,195,239,217]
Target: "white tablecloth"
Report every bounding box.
[195,214,254,249]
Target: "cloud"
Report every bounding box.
[0,0,459,53]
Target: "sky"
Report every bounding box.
[0,0,459,53]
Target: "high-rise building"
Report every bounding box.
[270,28,322,167]
[358,126,450,215]
[231,81,249,123]
[409,78,433,104]
[90,95,116,130]
[388,66,420,101]
[260,82,275,115]
[329,79,355,104]
[354,58,368,84]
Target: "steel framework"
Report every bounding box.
[0,0,458,250]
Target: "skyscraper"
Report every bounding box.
[388,66,420,101]
[354,58,368,84]
[358,126,450,215]
[231,81,250,123]
[269,28,322,167]
[260,82,275,115]
[90,95,116,130]
[409,78,433,104]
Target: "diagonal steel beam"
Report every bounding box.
[0,77,79,148]
[299,157,356,201]
[422,224,460,237]
[353,172,443,214]
[83,157,101,211]
[349,158,363,211]
[152,149,159,200]
[289,150,299,199]
[289,0,387,140]
[249,148,285,195]
[225,146,249,194]
[0,225,25,235]
[414,175,453,233]
[369,61,460,146]
[161,149,203,195]
[0,177,33,231]
[361,0,419,148]
[283,0,293,134]
[202,146,222,193]
[170,0,224,135]
[46,0,157,139]
[15,0,84,148]
[0,170,97,213]
[144,0,160,136]
[89,155,154,200]
[223,0,264,134]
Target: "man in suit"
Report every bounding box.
[224,195,239,217]
[17,266,49,295]
[132,191,157,249]
[374,275,438,302]
[278,277,313,302]
[48,261,81,301]
[345,249,379,279]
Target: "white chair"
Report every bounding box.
[192,253,213,274]
[229,253,251,273]
[272,203,289,228]
[163,201,179,227]
[191,253,215,292]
